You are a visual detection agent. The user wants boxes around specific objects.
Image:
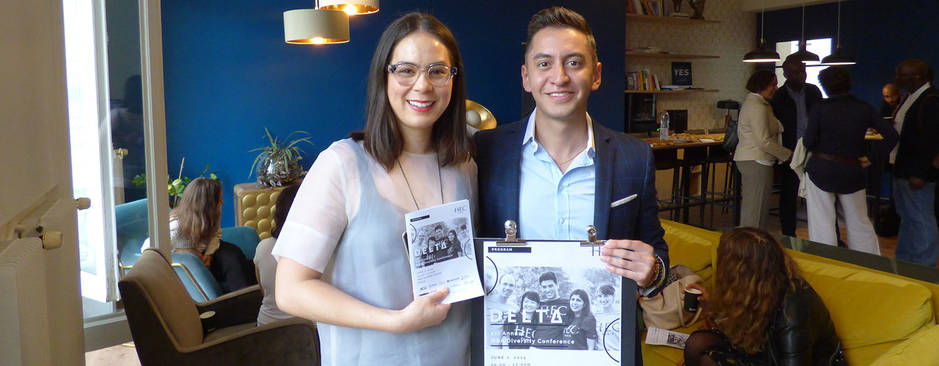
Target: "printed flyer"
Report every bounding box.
[482,240,622,366]
[404,199,483,304]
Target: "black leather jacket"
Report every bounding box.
[767,279,845,366]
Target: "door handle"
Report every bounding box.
[74,197,91,210]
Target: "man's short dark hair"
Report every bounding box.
[538,272,558,284]
[524,7,598,63]
[746,70,777,94]
[819,66,852,95]
[599,284,615,296]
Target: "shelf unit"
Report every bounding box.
[625,13,721,133]
[626,14,720,25]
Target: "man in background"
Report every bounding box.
[891,59,939,266]
[771,55,823,237]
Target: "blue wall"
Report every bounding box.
[161,0,625,226]
[760,1,939,107]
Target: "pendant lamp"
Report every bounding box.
[318,0,379,15]
[821,0,855,65]
[743,0,780,63]
[792,5,820,64]
[284,2,350,45]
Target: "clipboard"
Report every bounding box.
[470,220,629,366]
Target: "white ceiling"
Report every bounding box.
[741,0,848,13]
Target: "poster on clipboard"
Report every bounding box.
[478,237,623,366]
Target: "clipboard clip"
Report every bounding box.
[496,220,527,245]
[580,225,606,247]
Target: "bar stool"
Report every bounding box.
[676,146,709,225]
[704,146,736,228]
[654,149,682,220]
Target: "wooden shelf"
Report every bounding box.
[626,52,719,60]
[626,14,721,25]
[625,89,719,94]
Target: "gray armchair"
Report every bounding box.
[119,249,320,365]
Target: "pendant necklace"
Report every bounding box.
[397,153,443,211]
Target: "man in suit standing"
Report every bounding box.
[770,55,823,237]
[474,7,669,364]
[892,59,939,266]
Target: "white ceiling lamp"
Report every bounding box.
[318,0,379,15]
[821,0,856,65]
[743,0,781,63]
[792,4,820,64]
[284,2,350,45]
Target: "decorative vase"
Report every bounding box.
[689,0,706,19]
[256,152,301,187]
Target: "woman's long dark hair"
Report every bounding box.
[569,289,592,319]
[171,177,222,248]
[271,183,300,238]
[357,12,472,170]
[709,227,801,354]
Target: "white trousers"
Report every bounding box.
[805,175,881,255]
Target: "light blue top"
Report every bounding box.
[275,139,471,366]
[518,111,597,240]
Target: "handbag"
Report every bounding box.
[639,265,703,330]
[722,116,739,153]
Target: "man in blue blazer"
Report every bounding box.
[474,7,668,365]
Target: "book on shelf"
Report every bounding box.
[627,70,662,91]
[631,0,645,15]
[627,0,635,14]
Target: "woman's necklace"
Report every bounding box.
[397,153,443,211]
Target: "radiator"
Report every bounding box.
[0,237,52,366]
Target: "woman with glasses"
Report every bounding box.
[272,13,475,365]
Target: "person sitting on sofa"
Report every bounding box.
[254,183,299,325]
[171,177,256,293]
[683,227,844,366]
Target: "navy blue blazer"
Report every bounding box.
[472,117,669,366]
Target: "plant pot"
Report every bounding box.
[256,153,301,187]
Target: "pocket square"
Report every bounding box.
[610,194,638,208]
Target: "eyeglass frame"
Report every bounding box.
[386,62,458,87]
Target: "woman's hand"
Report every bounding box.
[201,254,213,267]
[393,287,451,333]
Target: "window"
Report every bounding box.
[774,38,832,97]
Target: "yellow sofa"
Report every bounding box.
[642,220,939,366]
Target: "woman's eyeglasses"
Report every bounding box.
[387,62,457,87]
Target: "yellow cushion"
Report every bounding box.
[845,341,904,366]
[660,220,719,273]
[797,258,933,349]
[870,325,939,366]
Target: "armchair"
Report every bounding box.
[172,226,261,301]
[119,249,319,366]
[116,198,150,276]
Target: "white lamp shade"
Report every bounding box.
[318,0,379,15]
[284,9,350,45]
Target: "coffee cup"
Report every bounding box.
[683,287,702,313]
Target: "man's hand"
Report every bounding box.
[909,177,925,190]
[933,154,939,169]
[600,240,657,288]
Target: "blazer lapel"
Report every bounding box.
[593,122,613,240]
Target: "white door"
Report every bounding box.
[0,0,85,365]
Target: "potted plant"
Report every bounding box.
[250,128,313,187]
[132,157,218,207]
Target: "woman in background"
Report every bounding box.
[734,70,792,230]
[272,12,476,365]
[565,289,598,350]
[683,228,844,366]
[253,183,300,325]
[171,177,255,293]
[803,67,897,254]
